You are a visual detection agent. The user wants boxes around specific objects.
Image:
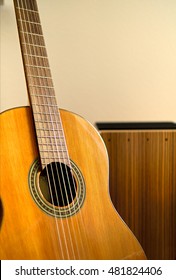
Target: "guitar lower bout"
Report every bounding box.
[29,158,86,218]
[0,107,146,259]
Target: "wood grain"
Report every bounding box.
[101,130,176,259]
[0,107,146,260]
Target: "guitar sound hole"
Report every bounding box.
[39,162,77,207]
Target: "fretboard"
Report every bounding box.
[13,0,70,168]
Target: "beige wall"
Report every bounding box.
[1,0,176,125]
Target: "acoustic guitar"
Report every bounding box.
[0,0,146,260]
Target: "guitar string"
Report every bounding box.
[28,0,80,260]
[29,0,87,259]
[24,0,81,259]
[15,0,86,260]
[23,0,74,260]
[34,0,89,258]
[29,0,85,260]
[15,0,64,259]
[16,0,67,260]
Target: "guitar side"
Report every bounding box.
[0,107,146,260]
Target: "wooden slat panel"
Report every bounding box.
[101,130,176,259]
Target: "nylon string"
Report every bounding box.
[26,0,76,260]
[16,0,86,259]
[28,0,83,260]
[16,0,68,260]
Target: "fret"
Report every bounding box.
[40,156,68,160]
[30,86,55,92]
[39,148,65,153]
[39,140,66,147]
[38,139,66,147]
[24,54,47,59]
[35,116,61,121]
[36,130,64,135]
[38,135,64,139]
[34,120,62,127]
[30,90,56,99]
[36,126,63,133]
[39,149,68,154]
[37,135,66,141]
[37,137,65,143]
[41,159,70,167]
[40,155,69,162]
[35,120,61,127]
[36,126,64,133]
[39,152,68,159]
[36,128,64,133]
[35,120,62,127]
[34,109,59,114]
[35,118,61,123]
[37,137,66,143]
[28,75,52,79]
[35,123,63,131]
[38,142,66,151]
[29,85,54,89]
[33,103,58,107]
[38,142,67,149]
[39,135,66,140]
[35,115,62,125]
[36,127,63,133]
[32,104,58,114]
[18,19,41,25]
[38,143,66,149]
[34,108,59,113]
[28,73,52,78]
[31,94,55,98]
[22,42,45,48]
[16,8,38,13]
[40,149,68,153]
[34,112,59,116]
[31,99,56,107]
[40,151,68,156]
[32,99,56,107]
[26,64,50,69]
[20,30,43,37]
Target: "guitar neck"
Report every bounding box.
[13,0,70,168]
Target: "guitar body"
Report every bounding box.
[0,107,146,260]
